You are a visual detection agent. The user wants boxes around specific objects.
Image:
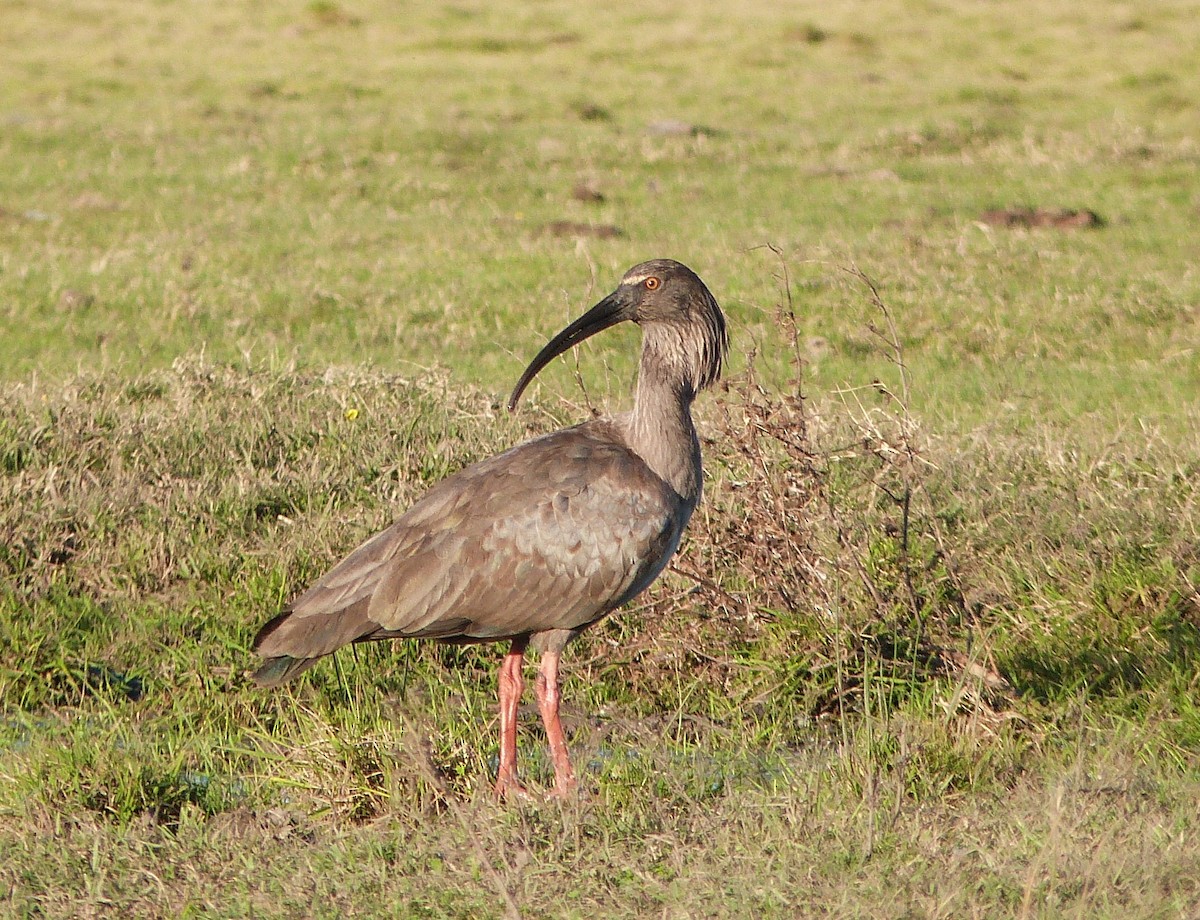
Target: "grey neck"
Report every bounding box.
[624,342,702,506]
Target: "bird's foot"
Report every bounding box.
[493,769,531,800]
[547,763,578,799]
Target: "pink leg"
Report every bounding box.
[535,649,577,797]
[494,638,529,798]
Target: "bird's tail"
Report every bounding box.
[251,654,321,688]
[250,601,378,687]
[251,609,322,687]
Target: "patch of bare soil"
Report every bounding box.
[979,207,1105,229]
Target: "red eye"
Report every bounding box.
[644,277,661,290]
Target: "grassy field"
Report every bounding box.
[2,0,1200,916]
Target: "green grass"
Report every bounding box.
[3,0,1200,916]
[2,358,1199,916]
[3,0,1199,433]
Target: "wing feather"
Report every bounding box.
[255,420,686,663]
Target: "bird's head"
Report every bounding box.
[508,259,728,411]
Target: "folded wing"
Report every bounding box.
[252,421,683,683]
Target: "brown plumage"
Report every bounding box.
[252,258,728,797]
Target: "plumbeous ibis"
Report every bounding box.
[252,259,728,797]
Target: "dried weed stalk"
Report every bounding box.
[636,259,1012,728]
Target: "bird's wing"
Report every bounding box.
[262,422,682,658]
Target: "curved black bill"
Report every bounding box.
[507,290,632,412]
